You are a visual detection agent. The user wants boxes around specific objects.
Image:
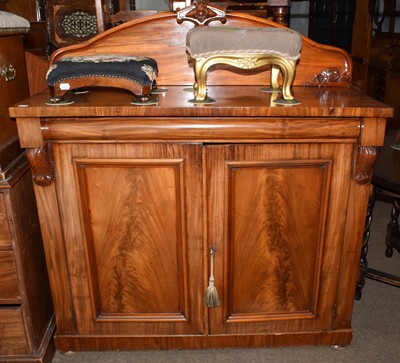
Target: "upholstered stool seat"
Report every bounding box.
[46,54,159,105]
[186,27,302,104]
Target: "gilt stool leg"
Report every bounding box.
[273,59,300,105]
[188,58,216,104]
[260,64,281,93]
[271,64,280,91]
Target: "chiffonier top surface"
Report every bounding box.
[9,85,392,149]
[9,86,392,119]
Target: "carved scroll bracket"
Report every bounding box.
[26,147,54,186]
[305,67,352,87]
[176,0,227,26]
[353,145,378,185]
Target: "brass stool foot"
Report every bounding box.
[151,87,168,94]
[274,98,301,106]
[260,87,282,93]
[45,96,75,106]
[188,96,216,104]
[130,95,159,106]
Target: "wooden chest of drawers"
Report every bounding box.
[0,32,54,363]
[0,34,29,145]
[0,157,55,362]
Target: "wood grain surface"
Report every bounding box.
[8,6,394,352]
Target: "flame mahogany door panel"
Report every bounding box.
[50,140,353,336]
[205,143,353,335]
[51,142,204,336]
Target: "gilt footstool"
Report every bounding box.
[186,27,302,104]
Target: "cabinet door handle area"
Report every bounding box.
[204,247,221,308]
[0,64,16,81]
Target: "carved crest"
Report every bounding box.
[176,0,227,26]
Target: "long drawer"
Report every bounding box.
[0,307,29,356]
[0,251,21,303]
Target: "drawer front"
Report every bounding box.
[0,307,29,355]
[0,251,21,302]
[0,195,11,248]
[0,35,29,124]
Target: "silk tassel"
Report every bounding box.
[204,247,220,308]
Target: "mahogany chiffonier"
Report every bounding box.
[1,16,55,363]
[9,3,393,352]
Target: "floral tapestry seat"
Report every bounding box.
[46,54,160,105]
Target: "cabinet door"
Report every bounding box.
[51,142,204,336]
[205,143,353,335]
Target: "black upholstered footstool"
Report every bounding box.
[46,54,160,105]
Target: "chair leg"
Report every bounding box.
[355,189,375,300]
[385,199,400,257]
[360,193,400,289]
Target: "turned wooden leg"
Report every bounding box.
[136,84,152,102]
[48,85,66,104]
[355,189,376,300]
[385,199,400,257]
[130,84,159,105]
[268,6,290,26]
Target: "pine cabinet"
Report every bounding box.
[10,86,391,351]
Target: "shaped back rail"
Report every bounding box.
[49,2,352,88]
